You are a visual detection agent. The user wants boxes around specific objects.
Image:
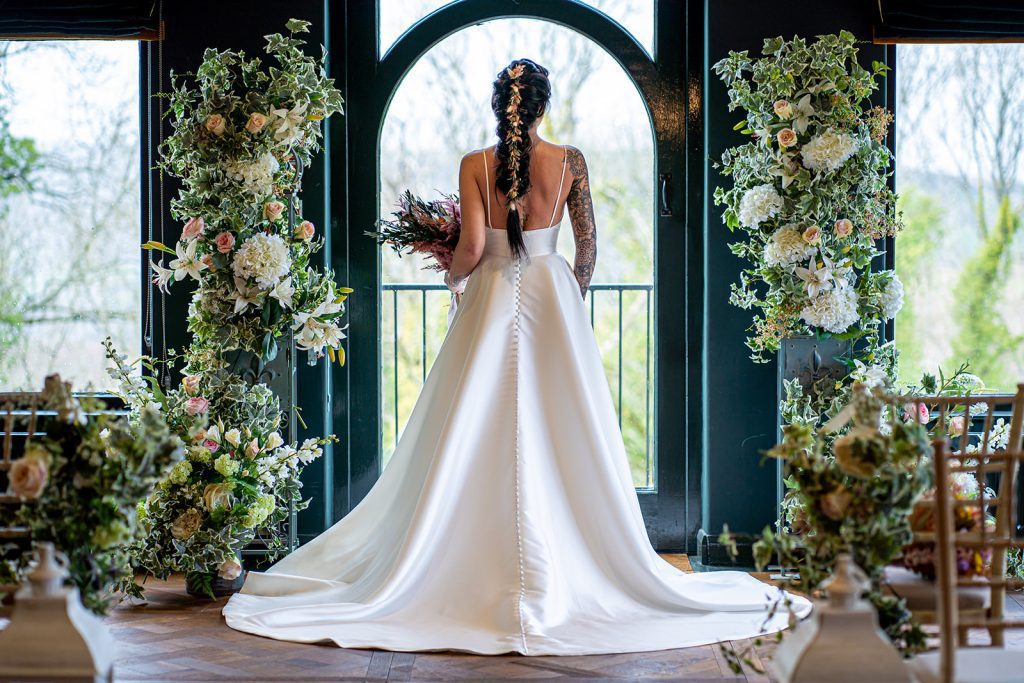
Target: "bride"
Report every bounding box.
[223,58,811,656]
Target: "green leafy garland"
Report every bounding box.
[713,32,902,383]
[107,19,347,590]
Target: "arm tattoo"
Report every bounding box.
[565,146,596,298]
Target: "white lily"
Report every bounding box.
[270,276,295,309]
[791,93,815,134]
[151,259,175,293]
[271,103,308,145]
[795,254,834,298]
[232,277,262,315]
[169,240,207,282]
[770,153,801,189]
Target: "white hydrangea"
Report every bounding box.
[738,183,784,228]
[801,128,858,173]
[764,224,816,267]
[225,152,280,196]
[878,273,904,320]
[800,286,859,334]
[232,233,291,289]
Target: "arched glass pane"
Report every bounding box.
[379,18,655,488]
[579,0,653,55]
[379,0,454,57]
[378,1,654,58]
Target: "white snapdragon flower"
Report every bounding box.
[737,183,784,229]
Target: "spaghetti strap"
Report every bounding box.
[481,149,491,229]
[548,145,568,227]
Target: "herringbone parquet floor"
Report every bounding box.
[108,554,778,682]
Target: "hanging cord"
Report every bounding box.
[157,0,168,389]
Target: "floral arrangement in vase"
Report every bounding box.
[712,32,903,372]
[6,375,183,614]
[107,18,347,596]
[368,190,462,273]
[724,381,933,665]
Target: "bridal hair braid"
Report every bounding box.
[491,59,551,259]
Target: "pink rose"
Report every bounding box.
[245,112,268,134]
[246,439,260,458]
[214,231,236,254]
[834,218,853,237]
[947,416,966,437]
[904,402,930,424]
[182,374,201,396]
[802,225,822,244]
[294,220,315,241]
[203,439,221,453]
[182,217,205,241]
[263,201,285,221]
[185,397,210,417]
[777,128,797,148]
[9,452,48,499]
[773,99,793,118]
[205,114,226,136]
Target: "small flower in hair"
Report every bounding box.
[506,64,526,80]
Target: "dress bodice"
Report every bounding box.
[483,225,560,258]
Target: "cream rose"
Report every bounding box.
[214,231,236,254]
[245,112,268,134]
[834,218,853,237]
[294,220,315,241]
[773,99,793,118]
[203,483,234,511]
[264,201,286,221]
[171,509,204,541]
[265,432,284,450]
[224,428,241,447]
[802,225,822,244]
[182,375,201,396]
[9,446,49,499]
[776,128,797,148]
[205,114,226,136]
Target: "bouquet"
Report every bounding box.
[369,190,461,273]
[8,375,183,614]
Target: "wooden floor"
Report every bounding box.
[107,554,779,682]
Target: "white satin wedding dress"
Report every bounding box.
[223,153,812,655]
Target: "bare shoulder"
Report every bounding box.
[460,146,495,171]
[563,145,589,179]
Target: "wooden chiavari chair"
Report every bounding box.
[885,386,1024,647]
[0,392,45,598]
[908,439,1024,683]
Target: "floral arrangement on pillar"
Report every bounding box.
[6,375,183,614]
[107,19,347,596]
[713,32,903,419]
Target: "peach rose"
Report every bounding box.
[9,447,49,499]
[834,218,853,237]
[777,128,798,148]
[214,231,236,254]
[802,225,822,244]
[218,557,243,580]
[201,254,215,271]
[246,438,260,458]
[294,220,315,241]
[182,374,201,396]
[263,201,285,221]
[773,99,793,119]
[181,216,205,241]
[820,487,853,521]
[205,114,226,136]
[245,112,268,134]
[203,483,234,511]
[185,396,209,416]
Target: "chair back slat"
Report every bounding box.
[0,392,45,596]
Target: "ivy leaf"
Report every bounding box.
[261,332,278,362]
[286,18,311,34]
